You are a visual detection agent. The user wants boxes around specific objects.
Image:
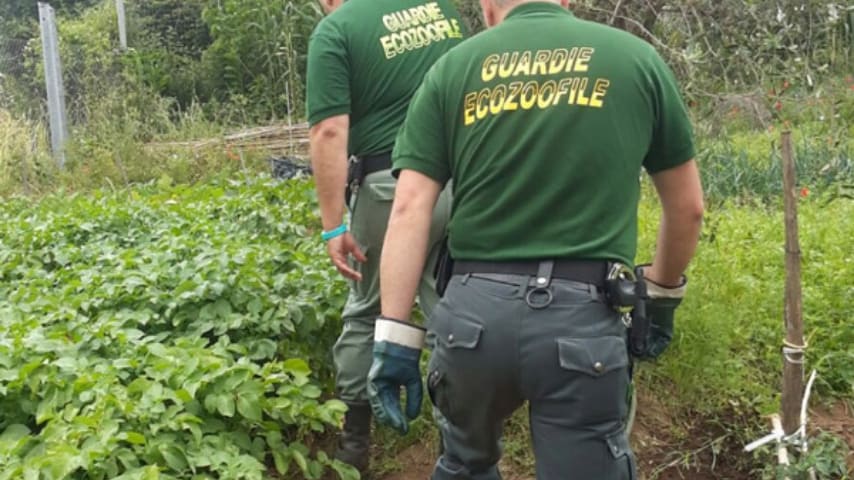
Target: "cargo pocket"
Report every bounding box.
[556,336,631,420]
[427,315,484,425]
[435,315,483,351]
[604,430,636,480]
[366,181,395,202]
[557,336,629,377]
[426,369,451,420]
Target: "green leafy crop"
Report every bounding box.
[0,177,357,479]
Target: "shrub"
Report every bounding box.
[0,177,357,479]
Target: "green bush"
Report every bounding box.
[0,177,357,479]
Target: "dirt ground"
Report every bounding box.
[378,391,854,480]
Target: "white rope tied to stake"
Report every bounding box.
[785,369,819,450]
[743,369,817,452]
[782,339,808,365]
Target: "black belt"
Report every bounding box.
[359,152,392,176]
[452,259,608,288]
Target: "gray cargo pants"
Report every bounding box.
[426,272,636,479]
[333,169,451,403]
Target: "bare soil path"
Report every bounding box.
[378,391,853,480]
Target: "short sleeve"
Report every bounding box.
[642,52,695,174]
[306,20,351,126]
[392,68,451,184]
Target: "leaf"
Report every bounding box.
[324,399,348,414]
[282,358,311,375]
[272,450,289,474]
[249,339,277,360]
[123,432,146,445]
[147,343,170,358]
[0,424,30,443]
[53,357,77,371]
[237,379,265,397]
[158,444,188,471]
[111,466,161,480]
[300,384,322,399]
[291,448,308,473]
[203,393,219,414]
[330,460,360,480]
[215,371,245,393]
[175,389,193,403]
[41,447,83,480]
[216,394,235,417]
[245,297,262,315]
[236,393,262,422]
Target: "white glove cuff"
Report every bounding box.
[374,318,425,349]
[645,280,686,299]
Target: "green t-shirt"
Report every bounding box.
[393,2,695,264]
[306,0,466,157]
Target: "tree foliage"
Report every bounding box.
[200,0,320,121]
[1,0,852,129]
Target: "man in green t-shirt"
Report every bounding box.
[365,0,704,478]
[306,0,466,472]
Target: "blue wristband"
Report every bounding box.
[321,224,348,241]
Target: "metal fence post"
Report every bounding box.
[115,0,127,50]
[38,2,68,169]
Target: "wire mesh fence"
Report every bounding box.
[0,38,30,81]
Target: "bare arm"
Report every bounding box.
[648,159,704,286]
[380,169,442,321]
[309,114,349,231]
[309,114,366,280]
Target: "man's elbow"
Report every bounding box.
[662,192,704,227]
[310,124,344,142]
[674,196,705,236]
[309,117,348,143]
[686,196,705,225]
[389,188,421,220]
[389,171,440,222]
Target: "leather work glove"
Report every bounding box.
[634,265,687,360]
[367,317,425,435]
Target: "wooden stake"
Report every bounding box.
[772,414,792,480]
[781,131,805,435]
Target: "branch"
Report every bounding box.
[609,0,624,25]
[577,4,684,59]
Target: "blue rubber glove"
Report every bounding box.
[367,317,425,435]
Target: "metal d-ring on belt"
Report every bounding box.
[526,260,555,309]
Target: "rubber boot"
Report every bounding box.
[335,401,371,473]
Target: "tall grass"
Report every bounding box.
[0,96,271,197]
[635,191,854,416]
[697,127,854,204]
[0,109,56,195]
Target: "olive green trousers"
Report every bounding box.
[332,169,451,403]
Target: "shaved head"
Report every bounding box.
[479,0,568,27]
[319,0,344,15]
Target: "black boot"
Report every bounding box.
[335,401,371,473]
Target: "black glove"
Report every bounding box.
[631,265,687,360]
